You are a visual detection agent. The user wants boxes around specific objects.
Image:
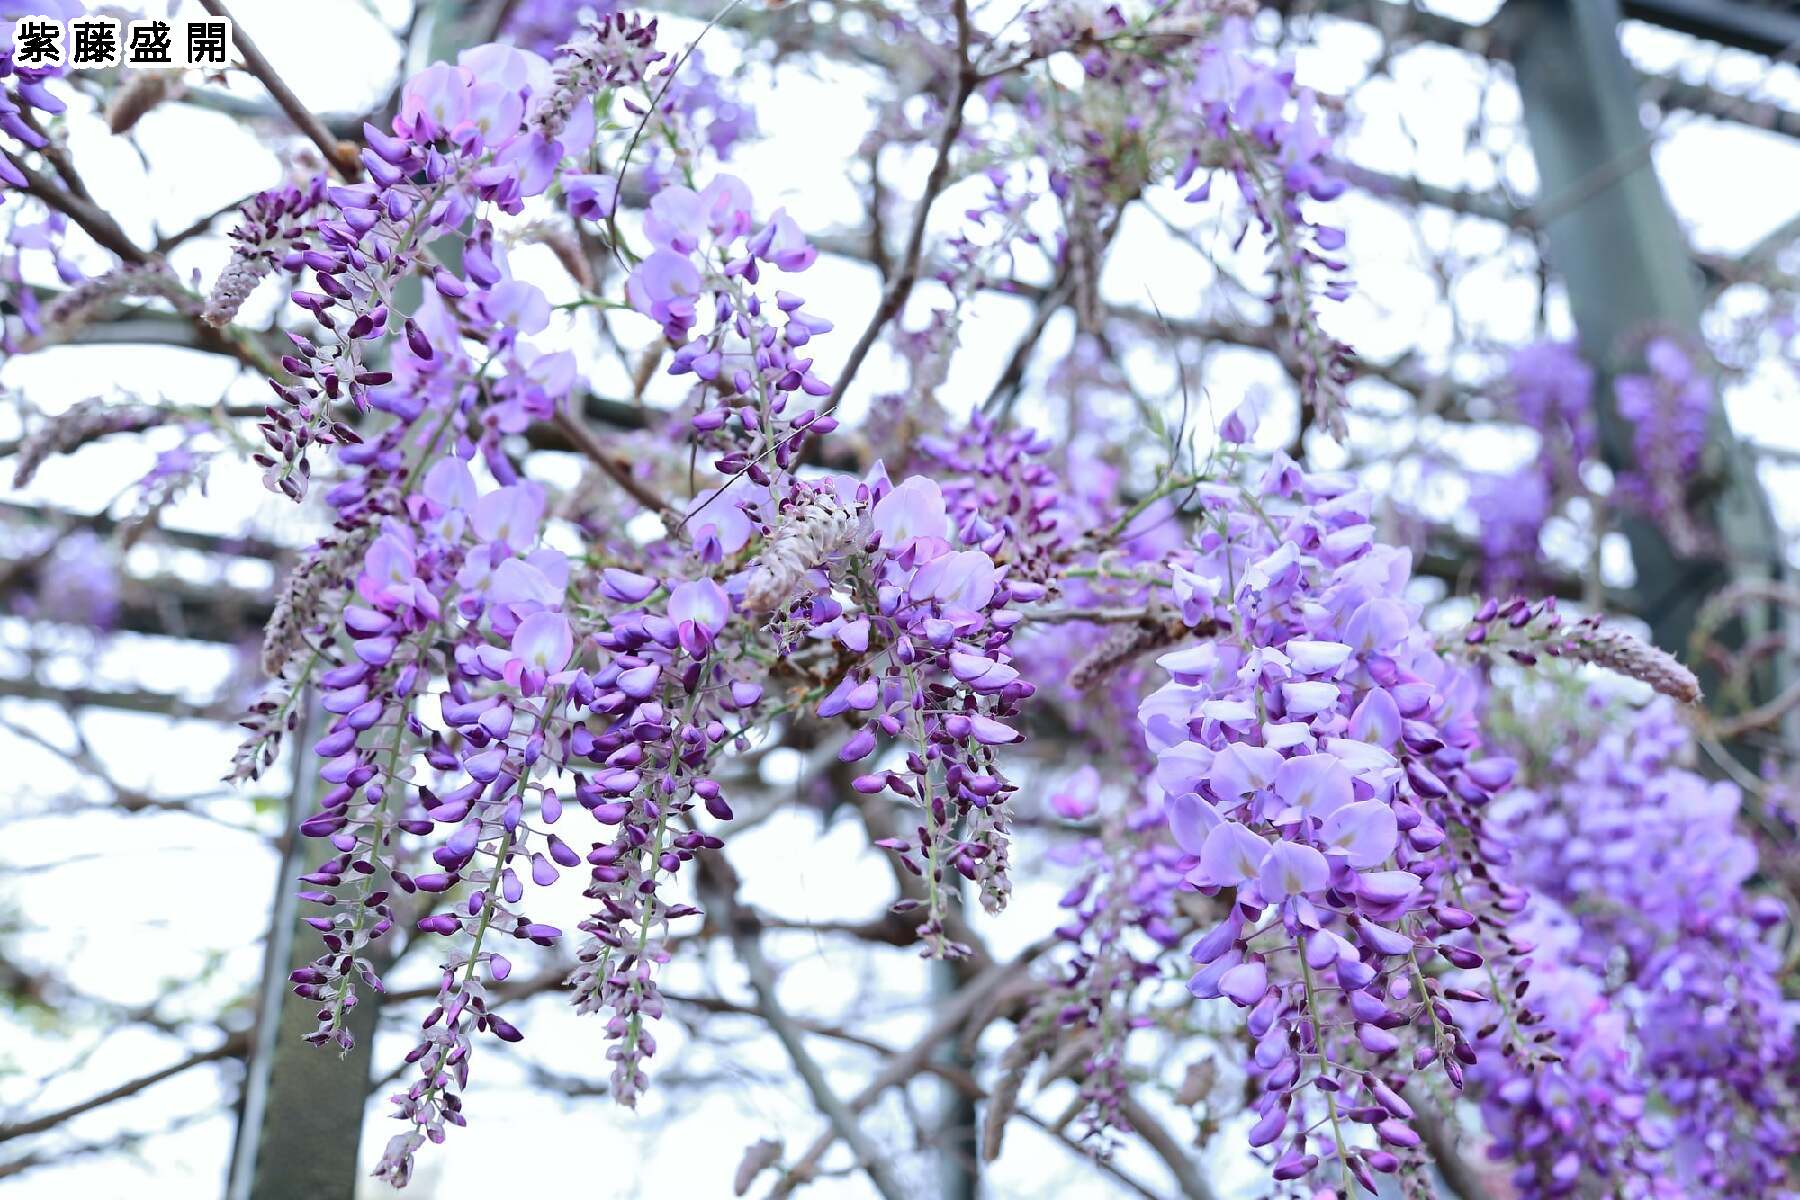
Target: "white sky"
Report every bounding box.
[3,0,1799,1197]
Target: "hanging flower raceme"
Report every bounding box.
[1472,684,1798,1199]
[202,176,330,327]
[246,19,663,500]
[1,10,78,193]
[1467,341,1596,593]
[1465,905,1674,1200]
[155,6,1790,1198]
[1460,596,1702,705]
[713,465,1036,956]
[238,17,815,1184]
[1178,17,1353,437]
[1140,456,1517,1193]
[1005,781,1188,1153]
[1614,336,1716,555]
[555,570,758,1112]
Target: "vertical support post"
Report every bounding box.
[230,9,486,1195]
[227,698,381,1200]
[1507,0,1779,665]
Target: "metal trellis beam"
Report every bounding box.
[1621,0,1800,59]
[1508,0,1782,664]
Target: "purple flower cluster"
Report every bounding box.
[1469,341,1595,592]
[1467,906,1671,1199]
[1614,336,1715,554]
[123,7,1782,1197]
[253,22,660,499]
[0,3,77,192]
[1465,337,1718,586]
[1140,456,1517,1192]
[914,414,1073,580]
[735,468,1040,951]
[1,17,84,355]
[626,172,824,365]
[233,19,837,1183]
[1037,791,1188,1148]
[1477,686,1798,1198]
[202,175,329,327]
[1180,17,1352,436]
[0,203,78,353]
[17,527,120,630]
[556,570,756,1112]
[303,469,587,1183]
[501,2,754,170]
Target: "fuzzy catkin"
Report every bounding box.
[1068,618,1181,690]
[526,14,665,142]
[202,253,274,327]
[743,492,859,612]
[1561,618,1702,704]
[41,260,186,342]
[106,71,184,134]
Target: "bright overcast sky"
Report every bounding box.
[3,0,1799,1196]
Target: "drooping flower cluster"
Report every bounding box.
[1461,335,1721,587]
[9,3,1800,1199]
[741,468,1041,951]
[223,19,841,1183]
[1465,904,1672,1199]
[202,175,330,327]
[31,258,190,345]
[0,4,79,193]
[1139,457,1520,1193]
[1179,17,1353,436]
[11,394,180,487]
[503,0,755,174]
[1613,335,1715,554]
[250,21,661,499]
[239,8,1150,1182]
[1468,341,1596,592]
[1461,595,1701,705]
[1474,683,1798,1198]
[1019,779,1189,1150]
[854,2,1353,434]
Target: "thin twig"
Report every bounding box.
[2,151,148,264]
[1118,1095,1218,1200]
[821,0,976,415]
[1014,1112,1164,1200]
[555,395,673,518]
[0,1034,249,1144]
[199,0,363,179]
[766,941,1047,1198]
[982,270,1076,416]
[729,910,908,1200]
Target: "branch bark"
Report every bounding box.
[198,0,363,179]
[822,0,977,415]
[0,1034,249,1145]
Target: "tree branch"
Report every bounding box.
[198,0,363,179]
[766,940,1047,1198]
[1118,1095,1218,1200]
[822,0,976,415]
[555,394,673,518]
[1413,1103,1499,1200]
[1,151,148,264]
[728,909,908,1200]
[0,1034,249,1145]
